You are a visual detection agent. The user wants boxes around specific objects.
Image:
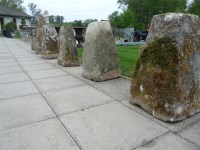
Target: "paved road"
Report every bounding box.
[0,37,200,150]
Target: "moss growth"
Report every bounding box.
[131,35,200,120]
[45,38,59,54]
[63,47,79,62]
[131,37,180,116]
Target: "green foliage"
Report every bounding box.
[2,22,17,31]
[115,0,187,29]
[72,20,83,27]
[50,18,98,27]
[108,11,122,28]
[28,3,41,21]
[19,17,26,29]
[82,19,98,27]
[49,15,64,24]
[0,31,3,37]
[109,9,135,28]
[77,46,141,78]
[0,0,25,12]
[188,0,200,16]
[15,31,21,38]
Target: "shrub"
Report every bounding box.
[19,17,26,29]
[15,31,21,38]
[2,22,17,31]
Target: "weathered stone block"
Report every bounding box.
[41,25,59,59]
[130,13,200,122]
[57,26,80,67]
[31,29,36,51]
[34,28,43,54]
[82,21,120,81]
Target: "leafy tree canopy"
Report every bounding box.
[188,0,200,16]
[28,3,41,21]
[109,0,188,29]
[0,0,25,12]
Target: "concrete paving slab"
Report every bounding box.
[22,63,55,71]
[0,66,22,74]
[135,132,199,150]
[0,51,10,54]
[0,56,14,59]
[0,94,56,131]
[46,59,57,65]
[179,120,200,147]
[0,72,29,84]
[73,74,97,85]
[0,59,16,63]
[0,62,19,68]
[0,81,39,100]
[27,69,67,80]
[0,53,13,57]
[18,59,47,66]
[60,102,168,150]
[44,85,114,116]
[12,54,34,58]
[16,57,44,62]
[122,100,200,132]
[60,66,82,75]
[34,75,85,92]
[0,118,80,150]
[93,78,131,101]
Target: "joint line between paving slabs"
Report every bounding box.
[4,38,83,150]
[0,116,57,133]
[118,101,173,130]
[132,131,170,150]
[177,131,200,149]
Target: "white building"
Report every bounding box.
[0,5,32,30]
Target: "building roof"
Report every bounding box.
[0,5,32,18]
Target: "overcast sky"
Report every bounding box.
[23,0,120,22]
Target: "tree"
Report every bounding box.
[28,3,41,21]
[54,15,63,23]
[19,17,26,29]
[82,19,98,27]
[188,0,200,16]
[49,15,55,23]
[117,0,187,29]
[72,20,83,27]
[108,11,122,28]
[0,0,25,12]
[108,9,135,28]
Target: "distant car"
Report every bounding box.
[134,30,148,41]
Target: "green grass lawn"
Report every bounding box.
[77,45,141,78]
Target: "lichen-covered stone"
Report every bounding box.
[82,21,120,81]
[31,29,36,51]
[41,25,59,59]
[37,16,44,28]
[57,26,80,67]
[130,13,200,122]
[34,28,43,54]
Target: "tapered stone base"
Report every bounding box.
[57,59,80,67]
[82,70,120,82]
[129,13,200,122]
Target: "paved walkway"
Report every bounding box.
[0,37,200,150]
